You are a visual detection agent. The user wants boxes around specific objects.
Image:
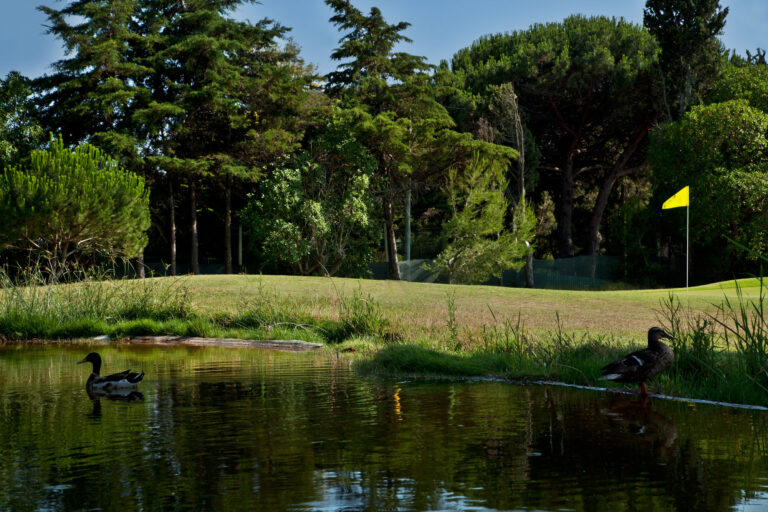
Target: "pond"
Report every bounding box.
[0,344,767,512]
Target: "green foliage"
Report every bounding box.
[708,64,768,113]
[324,0,467,279]
[447,15,661,257]
[325,0,430,97]
[659,293,722,385]
[644,0,728,119]
[0,136,150,276]
[35,0,149,165]
[651,100,768,174]
[0,72,43,168]
[143,0,312,175]
[427,155,536,284]
[656,277,768,404]
[0,266,189,340]
[241,113,378,277]
[649,100,768,264]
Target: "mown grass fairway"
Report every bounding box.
[183,274,759,339]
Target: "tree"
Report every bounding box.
[746,48,767,66]
[241,111,378,276]
[35,0,158,277]
[644,0,728,120]
[708,64,768,113]
[36,0,313,275]
[325,0,456,280]
[426,154,535,285]
[447,16,661,257]
[35,0,148,164]
[437,80,541,284]
[0,72,43,169]
[648,100,768,277]
[140,0,312,274]
[0,136,150,278]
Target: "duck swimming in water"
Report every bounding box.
[600,327,675,395]
[77,352,144,391]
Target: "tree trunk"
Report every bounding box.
[588,128,649,258]
[224,179,233,274]
[525,244,534,288]
[383,197,401,280]
[189,179,200,275]
[136,252,145,279]
[169,180,177,276]
[588,174,617,257]
[556,160,575,258]
[679,63,693,118]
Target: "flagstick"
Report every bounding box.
[686,202,689,293]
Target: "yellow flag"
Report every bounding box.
[662,186,689,209]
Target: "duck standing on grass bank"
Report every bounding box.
[77,352,144,391]
[600,327,675,395]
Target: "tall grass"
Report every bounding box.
[0,266,191,340]
[0,269,392,345]
[338,284,390,339]
[654,277,768,404]
[713,279,768,394]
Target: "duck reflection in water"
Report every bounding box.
[86,386,144,401]
[599,396,677,458]
[86,387,144,420]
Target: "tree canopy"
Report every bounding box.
[446,15,661,257]
[241,110,379,277]
[0,72,43,169]
[644,0,728,120]
[426,154,535,285]
[0,136,150,277]
[649,100,768,275]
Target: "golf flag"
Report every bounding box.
[662,186,690,209]
[662,185,691,291]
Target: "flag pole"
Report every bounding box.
[686,202,689,292]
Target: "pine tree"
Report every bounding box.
[325,0,454,280]
[35,0,149,164]
[644,0,728,119]
[139,0,313,273]
[0,136,150,278]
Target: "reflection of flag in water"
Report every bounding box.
[662,186,689,209]
[394,387,402,421]
[662,186,690,290]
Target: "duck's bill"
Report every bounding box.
[77,358,88,364]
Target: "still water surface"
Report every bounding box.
[0,345,767,512]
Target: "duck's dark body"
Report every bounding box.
[78,352,144,390]
[600,327,674,395]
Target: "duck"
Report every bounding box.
[600,327,675,395]
[77,352,144,391]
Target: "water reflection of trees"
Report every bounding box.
[1,347,767,511]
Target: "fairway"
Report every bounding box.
[179,274,760,340]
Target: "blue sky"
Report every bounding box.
[1,0,765,79]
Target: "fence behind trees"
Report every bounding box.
[370,255,621,289]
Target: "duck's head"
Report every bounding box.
[77,352,102,373]
[648,327,674,344]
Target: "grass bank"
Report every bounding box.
[1,271,766,405]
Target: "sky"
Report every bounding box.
[1,0,766,79]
